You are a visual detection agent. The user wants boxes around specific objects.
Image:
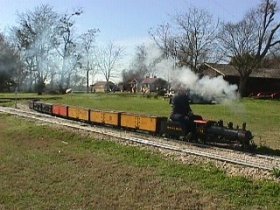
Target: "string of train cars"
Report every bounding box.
[29,100,256,150]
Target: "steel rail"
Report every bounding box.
[0,106,279,171]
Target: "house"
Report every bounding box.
[129,79,138,93]
[90,81,118,93]
[201,63,280,95]
[141,77,168,93]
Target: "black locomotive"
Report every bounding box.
[165,116,254,149]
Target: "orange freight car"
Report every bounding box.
[52,104,68,117]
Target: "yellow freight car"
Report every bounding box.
[90,110,122,127]
[120,113,137,129]
[68,106,89,121]
[120,112,167,133]
[90,110,103,124]
[103,111,122,126]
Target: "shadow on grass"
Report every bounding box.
[0,96,62,100]
[0,100,12,103]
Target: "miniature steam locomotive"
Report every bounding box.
[29,100,255,150]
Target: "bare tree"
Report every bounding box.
[174,7,219,72]
[149,8,219,73]
[0,33,23,92]
[268,45,280,68]
[55,9,82,92]
[130,45,149,77]
[219,0,280,96]
[121,45,150,89]
[79,29,99,93]
[14,4,58,94]
[149,23,175,59]
[95,42,123,91]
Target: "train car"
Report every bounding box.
[41,103,53,114]
[89,110,122,127]
[52,104,68,118]
[119,112,137,130]
[120,112,167,134]
[29,100,34,110]
[33,101,42,112]
[104,111,122,127]
[31,101,52,115]
[68,106,89,122]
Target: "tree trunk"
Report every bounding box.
[238,75,249,97]
[60,56,66,90]
[105,79,109,93]
[50,72,55,90]
[66,73,71,89]
[86,69,89,93]
[28,75,33,92]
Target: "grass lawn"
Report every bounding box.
[0,114,280,209]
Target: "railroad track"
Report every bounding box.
[0,106,279,172]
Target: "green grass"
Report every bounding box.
[0,92,63,98]
[0,114,279,209]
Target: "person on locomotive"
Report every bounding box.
[170,88,196,139]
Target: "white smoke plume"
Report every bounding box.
[144,44,239,103]
[171,68,239,103]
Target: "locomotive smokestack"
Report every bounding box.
[242,122,246,131]
[228,122,233,129]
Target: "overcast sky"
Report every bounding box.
[0,0,258,81]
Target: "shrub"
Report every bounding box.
[272,168,280,178]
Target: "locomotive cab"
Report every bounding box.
[165,115,203,141]
[165,119,185,139]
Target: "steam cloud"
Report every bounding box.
[145,44,239,103]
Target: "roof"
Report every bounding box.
[91,81,115,87]
[141,77,158,84]
[203,63,280,79]
[129,79,138,84]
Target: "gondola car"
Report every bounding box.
[41,103,53,114]
[89,110,122,127]
[32,100,52,114]
[32,101,42,112]
[29,100,35,110]
[68,106,89,122]
[120,112,167,134]
[52,104,68,118]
